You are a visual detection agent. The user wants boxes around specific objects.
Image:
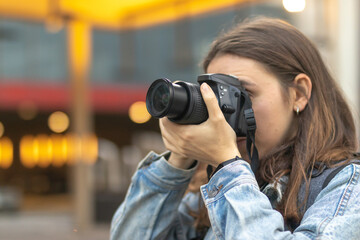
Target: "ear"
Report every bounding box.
[291,73,312,113]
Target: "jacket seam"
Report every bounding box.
[317,164,360,234]
[334,164,359,216]
[144,169,192,190]
[207,204,223,240]
[204,178,259,204]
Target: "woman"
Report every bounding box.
[110,18,360,239]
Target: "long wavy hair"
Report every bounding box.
[192,17,358,230]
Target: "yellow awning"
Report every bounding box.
[0,0,256,30]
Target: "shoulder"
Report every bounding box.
[315,163,360,236]
[320,163,360,208]
[297,163,360,238]
[304,163,360,216]
[322,162,360,194]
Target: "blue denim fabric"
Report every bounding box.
[110,152,360,240]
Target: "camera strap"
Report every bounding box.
[243,96,260,174]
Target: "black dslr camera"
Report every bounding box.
[146,73,256,137]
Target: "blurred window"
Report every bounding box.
[0,3,289,85]
[0,20,67,82]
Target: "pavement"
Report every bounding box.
[0,195,110,240]
[0,212,110,240]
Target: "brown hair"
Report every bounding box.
[193,17,358,229]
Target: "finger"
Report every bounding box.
[200,83,224,120]
[160,117,181,134]
[159,118,180,145]
[162,136,176,152]
[159,118,172,141]
[159,118,168,131]
[159,117,175,132]
[159,118,166,137]
[161,126,186,156]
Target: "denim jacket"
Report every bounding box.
[110,151,360,240]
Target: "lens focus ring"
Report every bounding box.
[171,84,208,124]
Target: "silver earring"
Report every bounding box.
[296,106,300,115]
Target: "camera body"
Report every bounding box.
[146,73,255,137]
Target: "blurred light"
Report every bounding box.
[65,134,76,165]
[48,111,70,133]
[129,101,151,124]
[283,0,306,12]
[20,135,37,168]
[69,21,91,75]
[51,134,67,167]
[37,134,52,168]
[0,137,13,169]
[0,122,4,138]
[20,134,98,168]
[18,101,38,120]
[81,134,98,164]
[0,0,254,29]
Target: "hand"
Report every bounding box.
[159,83,241,167]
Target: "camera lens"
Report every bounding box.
[146,78,188,119]
[152,83,170,113]
[146,78,208,124]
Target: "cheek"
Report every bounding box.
[253,100,278,135]
[252,98,293,157]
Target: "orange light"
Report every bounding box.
[51,134,66,167]
[20,133,98,168]
[129,101,151,124]
[37,134,52,168]
[32,137,40,164]
[64,134,76,165]
[0,122,4,138]
[20,135,37,168]
[0,0,251,30]
[0,137,13,169]
[68,20,91,76]
[48,111,70,133]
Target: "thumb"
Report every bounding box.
[200,83,224,120]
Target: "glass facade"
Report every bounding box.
[0,19,68,82]
[0,3,289,87]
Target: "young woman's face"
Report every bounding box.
[207,54,296,161]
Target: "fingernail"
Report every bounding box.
[201,83,210,92]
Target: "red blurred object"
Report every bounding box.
[0,81,148,113]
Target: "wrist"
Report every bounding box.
[167,152,196,169]
[209,156,243,179]
[212,149,242,167]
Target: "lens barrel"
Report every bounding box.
[146,78,208,124]
[146,78,188,119]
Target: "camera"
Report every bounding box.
[146,73,256,137]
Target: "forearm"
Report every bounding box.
[110,152,197,240]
